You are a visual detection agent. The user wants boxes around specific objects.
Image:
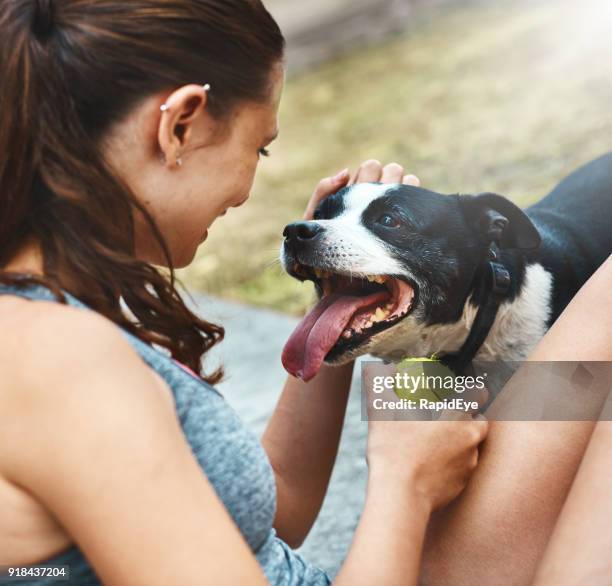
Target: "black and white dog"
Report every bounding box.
[280,153,612,381]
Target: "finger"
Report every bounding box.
[352,159,383,184]
[403,174,421,186]
[380,163,404,184]
[303,169,349,219]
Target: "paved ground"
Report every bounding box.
[184,293,369,576]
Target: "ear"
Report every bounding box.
[157,84,210,169]
[459,192,541,250]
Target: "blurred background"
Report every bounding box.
[178,0,612,316]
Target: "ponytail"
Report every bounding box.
[0,1,42,265]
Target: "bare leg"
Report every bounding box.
[421,255,612,586]
[533,409,612,584]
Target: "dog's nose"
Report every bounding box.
[283,221,324,242]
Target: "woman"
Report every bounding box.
[0,1,488,585]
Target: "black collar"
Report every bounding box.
[440,242,512,374]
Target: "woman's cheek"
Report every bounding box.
[240,160,258,198]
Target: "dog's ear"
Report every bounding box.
[459,192,541,250]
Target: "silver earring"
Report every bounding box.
[176,157,183,167]
[160,84,210,113]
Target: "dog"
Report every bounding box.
[280,152,612,382]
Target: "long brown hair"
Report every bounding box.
[0,0,285,384]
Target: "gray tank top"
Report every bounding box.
[0,284,331,586]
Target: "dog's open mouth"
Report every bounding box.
[282,263,416,381]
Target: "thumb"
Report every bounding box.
[303,169,350,219]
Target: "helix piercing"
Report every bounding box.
[160,83,211,113]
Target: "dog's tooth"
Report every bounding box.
[374,307,385,321]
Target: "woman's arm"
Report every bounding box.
[262,161,421,547]
[421,254,612,586]
[262,361,354,549]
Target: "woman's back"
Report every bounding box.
[0,284,330,585]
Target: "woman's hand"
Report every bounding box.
[303,160,421,220]
[336,404,488,586]
[367,411,489,512]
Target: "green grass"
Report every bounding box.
[178,0,612,315]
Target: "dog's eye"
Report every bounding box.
[377,214,400,228]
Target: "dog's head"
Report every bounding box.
[280,183,541,381]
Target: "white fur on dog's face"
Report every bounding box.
[281,183,421,281]
[304,184,407,276]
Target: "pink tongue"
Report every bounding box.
[282,290,390,382]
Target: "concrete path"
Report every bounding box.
[184,293,369,577]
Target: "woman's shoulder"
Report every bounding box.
[0,293,174,424]
[0,293,178,478]
[0,294,134,376]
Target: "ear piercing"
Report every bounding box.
[159,83,212,113]
[159,84,210,166]
[159,153,183,167]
